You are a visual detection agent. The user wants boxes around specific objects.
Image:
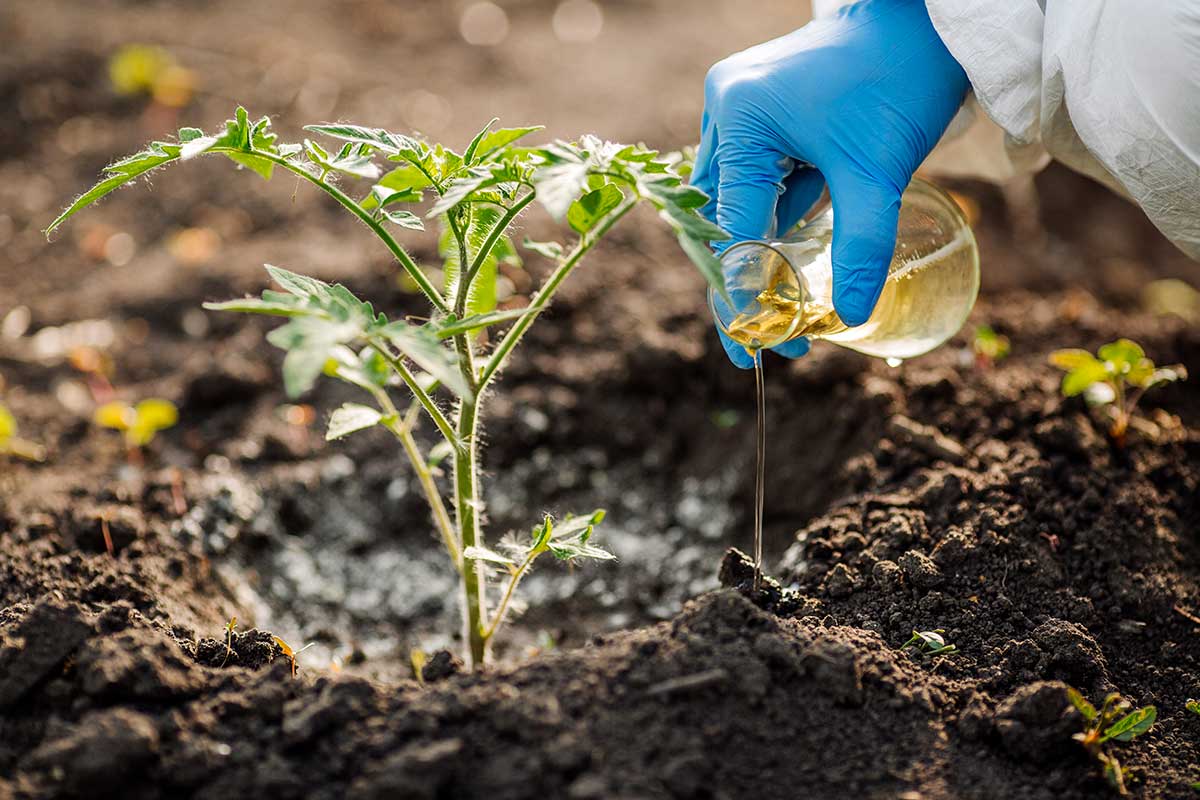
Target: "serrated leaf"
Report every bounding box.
[326,403,383,440]
[377,322,470,398]
[568,184,624,234]
[1101,706,1156,743]
[362,167,432,210]
[381,209,425,230]
[304,123,416,155]
[1067,687,1098,721]
[266,265,333,302]
[463,117,500,166]
[463,545,516,566]
[533,161,591,220]
[523,238,563,260]
[46,140,182,235]
[659,202,728,241]
[433,307,540,339]
[475,126,544,162]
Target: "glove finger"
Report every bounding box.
[774,166,826,237]
[770,336,810,360]
[828,167,903,326]
[714,142,792,252]
[717,323,757,369]
[691,111,720,224]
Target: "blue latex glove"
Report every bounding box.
[693,0,970,368]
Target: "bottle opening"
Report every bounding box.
[708,241,807,352]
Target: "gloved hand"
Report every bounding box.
[693,0,970,368]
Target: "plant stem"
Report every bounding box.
[483,545,544,642]
[455,395,488,667]
[212,147,449,313]
[459,192,536,314]
[367,340,460,447]
[479,196,637,389]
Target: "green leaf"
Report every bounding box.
[545,509,613,562]
[427,440,454,467]
[1101,706,1156,743]
[1187,699,1200,716]
[128,399,178,446]
[523,238,563,260]
[1048,349,1100,371]
[658,202,728,242]
[1067,687,1098,721]
[304,123,418,156]
[266,265,333,303]
[377,322,470,398]
[463,117,500,165]
[46,139,182,235]
[474,126,544,162]
[304,139,381,180]
[0,405,16,443]
[362,167,432,210]
[1062,362,1111,397]
[326,403,383,440]
[202,297,308,317]
[433,307,540,339]
[380,209,425,231]
[532,160,591,220]
[429,166,501,217]
[568,184,624,234]
[463,545,516,566]
[1098,339,1145,368]
[676,234,730,305]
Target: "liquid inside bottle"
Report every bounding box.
[710,179,980,360]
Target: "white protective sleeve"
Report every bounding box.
[924,0,1200,259]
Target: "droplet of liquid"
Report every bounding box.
[885,357,904,368]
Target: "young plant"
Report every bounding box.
[1068,688,1156,796]
[1049,339,1187,446]
[221,616,237,667]
[273,635,315,679]
[93,398,179,463]
[972,324,1010,368]
[49,108,728,668]
[900,629,957,658]
[0,404,45,462]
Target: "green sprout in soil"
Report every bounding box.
[1188,700,1200,791]
[900,629,957,658]
[1049,339,1187,446]
[48,107,728,669]
[273,635,315,679]
[0,404,45,462]
[93,398,179,464]
[221,616,237,667]
[972,324,1010,368]
[1068,688,1156,796]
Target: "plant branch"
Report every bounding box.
[211,147,449,313]
[366,339,460,447]
[480,195,638,388]
[461,191,536,312]
[482,544,545,641]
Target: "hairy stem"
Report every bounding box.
[483,545,544,642]
[459,191,536,315]
[367,340,460,447]
[455,396,488,667]
[211,147,449,313]
[369,388,461,572]
[480,196,637,389]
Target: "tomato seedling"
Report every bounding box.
[273,635,315,678]
[972,324,1010,368]
[1049,339,1186,446]
[0,404,45,462]
[900,629,957,658]
[94,398,179,464]
[1068,688,1156,796]
[49,108,728,668]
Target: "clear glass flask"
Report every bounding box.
[709,178,980,361]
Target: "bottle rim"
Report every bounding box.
[708,240,806,351]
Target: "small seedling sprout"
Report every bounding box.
[49,108,727,669]
[1068,688,1156,796]
[221,616,237,667]
[900,629,957,658]
[0,404,45,462]
[93,398,179,462]
[972,324,1010,368]
[1049,339,1186,446]
[273,635,315,679]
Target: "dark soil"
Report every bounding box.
[3,1,1200,798]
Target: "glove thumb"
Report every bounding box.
[828,169,903,327]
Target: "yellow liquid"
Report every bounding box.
[717,179,980,361]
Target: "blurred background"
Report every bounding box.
[2,0,1198,666]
